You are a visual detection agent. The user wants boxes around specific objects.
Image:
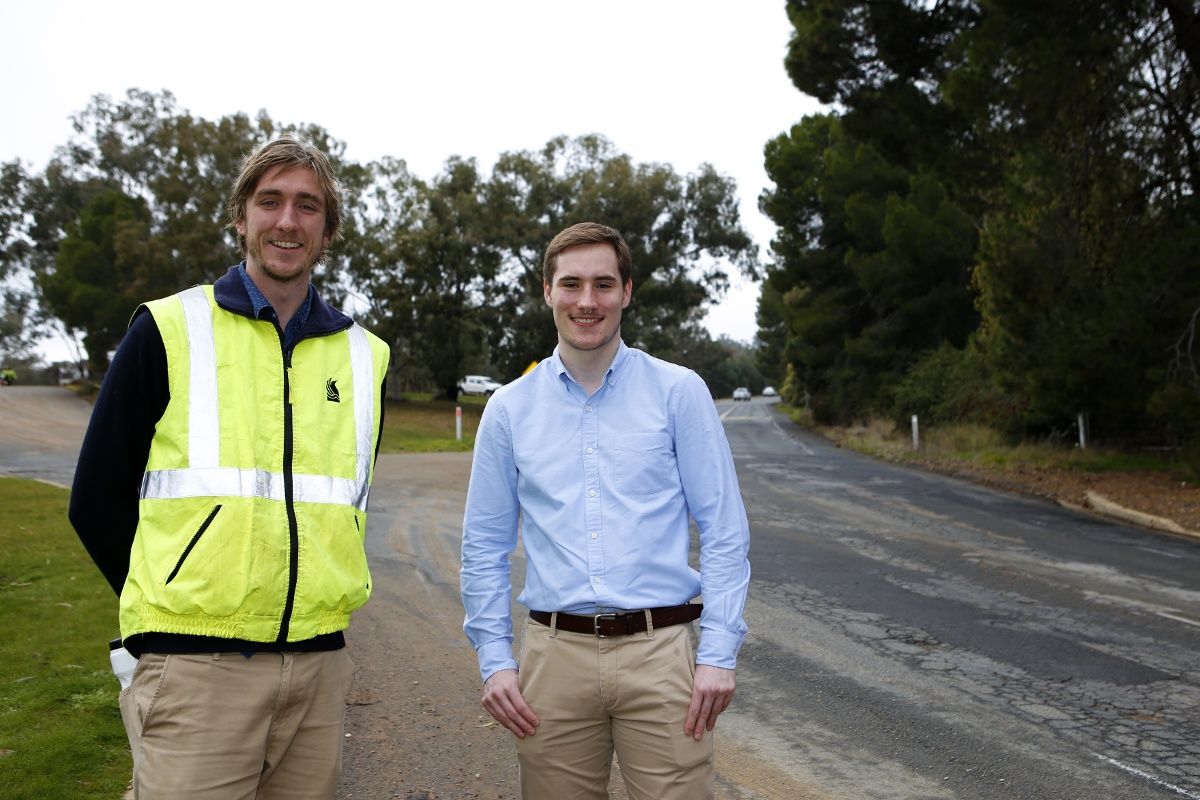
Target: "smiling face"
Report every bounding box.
[544,241,632,360]
[235,163,331,286]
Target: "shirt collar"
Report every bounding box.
[549,340,631,387]
[237,263,313,329]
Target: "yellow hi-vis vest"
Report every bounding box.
[119,285,390,643]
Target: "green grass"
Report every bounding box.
[379,395,486,453]
[0,478,130,800]
[780,406,1184,478]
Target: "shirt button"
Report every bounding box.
[591,576,601,584]
[585,405,593,412]
[588,489,597,497]
[586,447,594,454]
[591,532,599,539]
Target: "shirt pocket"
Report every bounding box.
[613,432,677,496]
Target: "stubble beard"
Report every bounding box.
[561,319,621,355]
[246,238,324,285]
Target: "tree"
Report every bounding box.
[760,113,977,422]
[763,3,982,422]
[958,1,1200,436]
[40,189,165,371]
[391,158,503,400]
[486,135,758,379]
[18,93,755,392]
[21,89,362,374]
[346,135,757,398]
[0,161,39,362]
[768,1,1200,443]
[338,156,425,394]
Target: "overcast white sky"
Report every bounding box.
[1,1,822,348]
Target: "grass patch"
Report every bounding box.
[800,413,1183,477]
[379,395,486,453]
[0,478,130,800]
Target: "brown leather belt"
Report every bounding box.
[529,603,702,637]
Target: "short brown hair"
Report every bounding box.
[542,222,633,285]
[226,137,343,258]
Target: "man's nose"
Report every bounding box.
[577,285,597,308]
[278,202,299,229]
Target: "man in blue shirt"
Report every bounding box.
[460,222,751,799]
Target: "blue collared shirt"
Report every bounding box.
[238,264,313,350]
[461,341,751,682]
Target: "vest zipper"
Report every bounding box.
[277,341,300,643]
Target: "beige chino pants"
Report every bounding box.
[516,617,715,800]
[119,649,354,800]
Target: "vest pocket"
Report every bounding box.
[165,505,222,584]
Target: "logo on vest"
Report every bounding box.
[326,379,341,403]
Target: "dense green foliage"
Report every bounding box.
[761,0,1200,445]
[1,90,758,397]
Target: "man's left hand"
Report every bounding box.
[684,664,735,741]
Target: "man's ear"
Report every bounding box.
[622,279,633,309]
[544,281,552,306]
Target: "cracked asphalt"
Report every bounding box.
[723,398,1200,799]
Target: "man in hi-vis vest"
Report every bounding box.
[70,137,390,800]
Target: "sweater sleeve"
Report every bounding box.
[68,310,168,595]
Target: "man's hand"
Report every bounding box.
[481,668,540,739]
[684,664,735,741]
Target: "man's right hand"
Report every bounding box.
[481,668,539,739]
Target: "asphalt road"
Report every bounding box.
[0,385,90,486]
[721,396,1200,799]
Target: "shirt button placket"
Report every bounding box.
[582,399,604,602]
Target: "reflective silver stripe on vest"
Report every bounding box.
[141,468,364,508]
[141,292,377,512]
[180,287,220,469]
[142,467,284,502]
[347,323,375,510]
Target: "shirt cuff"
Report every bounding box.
[696,629,744,670]
[476,640,519,684]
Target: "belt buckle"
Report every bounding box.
[593,612,619,637]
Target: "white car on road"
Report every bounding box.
[732,387,751,401]
[457,375,502,397]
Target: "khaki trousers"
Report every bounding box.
[119,649,354,800]
[516,617,714,800]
